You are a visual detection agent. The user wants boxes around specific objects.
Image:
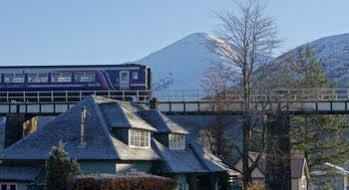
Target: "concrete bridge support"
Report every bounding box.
[265,112,291,190]
[4,114,38,148]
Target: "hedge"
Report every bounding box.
[68,173,174,190]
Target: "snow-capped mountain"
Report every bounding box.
[136,33,224,91]
[276,33,349,87]
[135,32,349,93]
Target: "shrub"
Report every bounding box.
[69,173,174,190]
[47,141,82,190]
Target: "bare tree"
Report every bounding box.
[207,0,281,188]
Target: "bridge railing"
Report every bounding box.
[154,88,349,102]
[0,90,151,104]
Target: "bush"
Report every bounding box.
[47,141,82,190]
[69,173,174,190]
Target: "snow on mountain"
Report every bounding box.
[136,33,225,91]
[276,33,349,87]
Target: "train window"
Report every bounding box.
[51,72,72,83]
[28,73,48,83]
[121,72,128,81]
[75,72,96,83]
[4,74,25,83]
[132,71,138,80]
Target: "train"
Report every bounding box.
[0,64,152,102]
[0,64,151,91]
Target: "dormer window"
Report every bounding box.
[169,134,185,150]
[129,129,150,148]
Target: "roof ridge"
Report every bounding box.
[90,96,120,159]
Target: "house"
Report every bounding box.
[0,96,229,190]
[233,152,310,190]
[310,170,348,190]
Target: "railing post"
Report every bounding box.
[137,91,140,101]
[122,91,125,101]
[80,91,82,101]
[37,91,40,103]
[6,91,9,103]
[51,91,54,103]
[23,91,26,102]
[66,91,68,102]
[108,91,111,100]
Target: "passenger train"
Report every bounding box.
[0,64,151,91]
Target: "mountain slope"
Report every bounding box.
[275,33,349,87]
[136,33,223,91]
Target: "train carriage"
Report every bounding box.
[0,64,151,102]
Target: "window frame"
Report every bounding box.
[0,183,17,190]
[28,73,49,83]
[74,72,96,83]
[128,129,151,148]
[169,134,186,150]
[132,71,139,80]
[51,72,72,83]
[3,73,25,84]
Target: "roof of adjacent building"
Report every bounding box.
[0,166,41,182]
[139,110,189,134]
[0,95,227,175]
[234,152,308,179]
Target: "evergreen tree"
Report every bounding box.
[47,141,82,190]
[282,47,349,170]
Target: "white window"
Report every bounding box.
[4,74,25,83]
[51,72,72,83]
[132,71,138,80]
[28,73,49,83]
[75,72,96,83]
[129,129,150,148]
[0,184,16,190]
[169,134,186,150]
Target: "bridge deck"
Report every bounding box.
[1,89,349,115]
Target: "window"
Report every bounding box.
[121,72,128,81]
[51,72,72,83]
[4,74,25,83]
[0,184,16,190]
[132,71,138,80]
[28,73,48,83]
[75,72,96,83]
[129,129,150,148]
[169,134,185,150]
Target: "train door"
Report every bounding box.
[119,71,130,89]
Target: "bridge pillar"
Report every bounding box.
[265,112,291,190]
[4,114,38,148]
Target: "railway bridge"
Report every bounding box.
[0,88,349,116]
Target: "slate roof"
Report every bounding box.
[139,110,189,134]
[0,166,41,182]
[98,103,156,131]
[153,140,208,173]
[0,95,227,175]
[0,96,159,161]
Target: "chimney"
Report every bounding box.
[80,106,87,147]
[149,98,158,110]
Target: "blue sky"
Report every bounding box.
[1,0,349,66]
